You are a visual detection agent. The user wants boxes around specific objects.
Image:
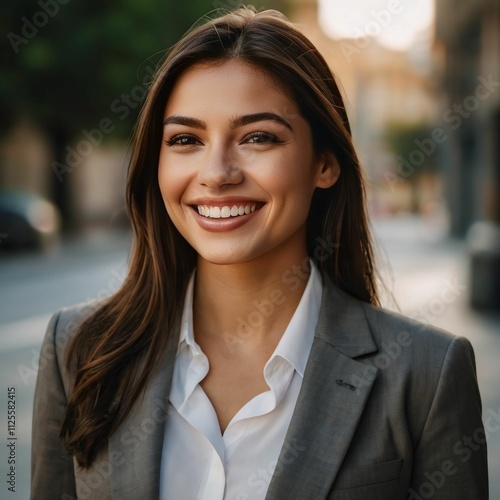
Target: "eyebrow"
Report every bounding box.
[163,112,293,131]
[163,116,206,128]
[231,112,293,131]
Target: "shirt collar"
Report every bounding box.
[177,271,199,356]
[177,261,322,378]
[173,262,323,413]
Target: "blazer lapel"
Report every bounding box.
[108,323,179,499]
[266,279,380,499]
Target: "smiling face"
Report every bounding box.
[158,59,338,268]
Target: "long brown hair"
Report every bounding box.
[60,6,379,467]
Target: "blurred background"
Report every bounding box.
[0,0,499,498]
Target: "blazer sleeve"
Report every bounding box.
[409,336,488,499]
[31,311,77,500]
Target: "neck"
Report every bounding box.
[193,251,312,353]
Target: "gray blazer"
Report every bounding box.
[31,279,488,499]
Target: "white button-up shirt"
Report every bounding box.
[160,262,322,500]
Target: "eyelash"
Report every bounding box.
[244,132,283,144]
[164,134,198,147]
[164,132,283,147]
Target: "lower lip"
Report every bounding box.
[190,206,262,232]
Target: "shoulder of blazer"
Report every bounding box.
[362,300,457,350]
[52,301,101,345]
[360,299,478,382]
[319,276,458,356]
[49,301,102,394]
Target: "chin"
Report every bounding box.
[197,253,250,266]
[195,245,266,266]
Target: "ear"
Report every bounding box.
[315,150,340,189]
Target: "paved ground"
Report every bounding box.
[0,216,498,498]
[0,229,131,500]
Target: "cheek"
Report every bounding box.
[269,151,317,193]
[157,167,170,205]
[158,157,184,207]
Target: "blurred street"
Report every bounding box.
[0,230,131,500]
[0,216,498,498]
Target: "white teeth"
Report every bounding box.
[197,204,259,219]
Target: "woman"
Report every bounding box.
[31,6,488,499]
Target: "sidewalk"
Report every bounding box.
[373,215,500,496]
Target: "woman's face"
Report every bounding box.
[158,59,337,267]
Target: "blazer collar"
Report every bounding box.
[266,277,380,499]
[315,276,378,358]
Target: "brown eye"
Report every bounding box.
[165,135,201,146]
[244,132,281,144]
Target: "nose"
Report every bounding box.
[197,145,243,189]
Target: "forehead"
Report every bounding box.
[163,59,299,118]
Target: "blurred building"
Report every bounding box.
[0,119,53,200]
[0,118,128,232]
[290,0,438,215]
[435,0,500,236]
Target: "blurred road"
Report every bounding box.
[0,217,498,498]
[0,230,131,500]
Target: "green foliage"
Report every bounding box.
[384,122,437,175]
[1,0,290,140]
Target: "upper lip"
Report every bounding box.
[188,197,265,207]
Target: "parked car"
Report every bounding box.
[0,190,61,251]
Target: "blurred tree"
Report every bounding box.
[384,122,438,213]
[0,0,289,230]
